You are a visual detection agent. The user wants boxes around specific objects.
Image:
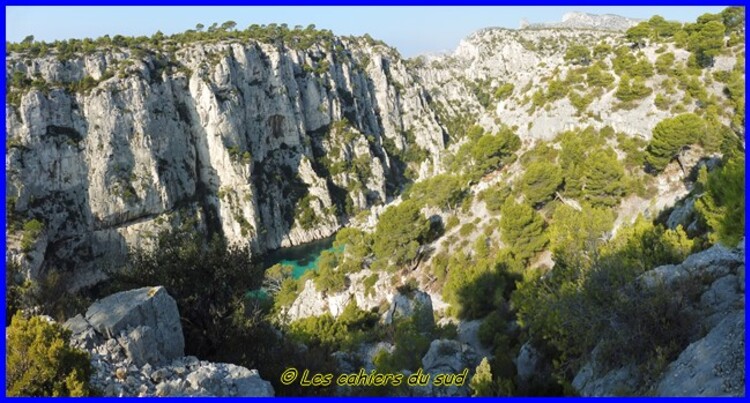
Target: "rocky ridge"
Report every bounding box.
[521,12,641,31]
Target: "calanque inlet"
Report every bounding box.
[5,7,746,397]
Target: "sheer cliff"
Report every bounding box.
[6,34,444,288]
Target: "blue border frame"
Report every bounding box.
[2,0,748,400]
[1,1,746,5]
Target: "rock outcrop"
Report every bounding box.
[654,311,744,396]
[572,241,745,397]
[383,288,435,331]
[416,339,479,397]
[64,286,274,397]
[515,341,551,388]
[66,286,183,367]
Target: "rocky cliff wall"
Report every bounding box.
[6,36,444,288]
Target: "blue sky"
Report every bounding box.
[6,6,728,57]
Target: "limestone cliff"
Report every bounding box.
[6,35,444,288]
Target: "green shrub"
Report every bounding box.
[625,22,651,47]
[6,313,92,396]
[593,42,612,58]
[616,132,648,170]
[655,52,676,75]
[547,79,568,102]
[450,127,520,181]
[478,185,512,213]
[5,264,88,324]
[564,44,591,66]
[577,148,626,207]
[493,83,515,100]
[470,358,495,396]
[20,219,44,253]
[586,61,615,88]
[363,273,379,297]
[512,215,698,376]
[687,20,726,67]
[445,215,460,231]
[654,93,671,110]
[695,152,745,246]
[274,278,300,310]
[443,252,517,320]
[459,222,476,237]
[615,74,653,102]
[630,59,654,78]
[548,204,614,269]
[375,317,431,371]
[612,46,637,75]
[295,194,320,230]
[648,15,681,39]
[288,301,378,352]
[313,252,348,294]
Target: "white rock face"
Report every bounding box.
[515,342,544,383]
[286,269,395,321]
[655,311,744,397]
[7,20,737,295]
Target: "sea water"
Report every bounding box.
[262,236,336,279]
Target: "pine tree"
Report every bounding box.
[549,204,614,268]
[372,200,431,267]
[626,22,651,47]
[470,357,495,397]
[581,148,625,207]
[617,74,653,102]
[655,52,676,75]
[500,198,547,262]
[720,6,745,33]
[564,44,591,65]
[688,20,726,67]
[646,113,706,171]
[586,61,615,87]
[520,161,563,207]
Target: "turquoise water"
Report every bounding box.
[262,236,337,279]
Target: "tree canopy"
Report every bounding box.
[646,113,706,172]
[500,198,547,263]
[372,200,431,267]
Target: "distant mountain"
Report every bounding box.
[520,11,642,31]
